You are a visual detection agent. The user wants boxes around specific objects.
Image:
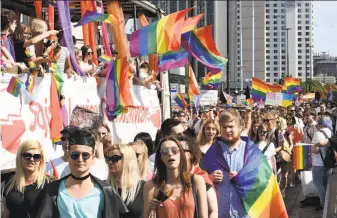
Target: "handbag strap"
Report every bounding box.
[318,130,329,161]
[191,175,199,218]
[262,142,272,154]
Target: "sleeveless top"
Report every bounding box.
[156,188,195,218]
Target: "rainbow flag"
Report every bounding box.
[174,92,189,108]
[7,76,24,97]
[282,93,295,107]
[74,10,119,27]
[106,58,133,120]
[293,144,312,170]
[284,77,302,94]
[187,63,200,108]
[181,25,227,74]
[130,8,192,56]
[25,73,35,94]
[182,13,204,33]
[158,48,189,72]
[251,77,282,102]
[245,98,254,106]
[98,54,113,63]
[50,62,64,97]
[201,72,221,89]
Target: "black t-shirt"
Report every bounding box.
[14,40,28,63]
[4,182,46,218]
[118,180,145,218]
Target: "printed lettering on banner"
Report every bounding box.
[199,90,218,106]
[265,92,283,106]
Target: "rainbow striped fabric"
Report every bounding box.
[7,76,24,97]
[201,72,221,89]
[181,25,227,74]
[106,58,133,120]
[252,77,282,102]
[98,54,113,63]
[74,10,119,27]
[182,13,204,33]
[130,8,192,56]
[174,92,189,108]
[293,144,312,170]
[50,62,64,97]
[25,73,35,94]
[158,49,189,72]
[284,77,302,94]
[187,63,200,108]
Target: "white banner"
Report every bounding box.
[265,92,283,106]
[0,74,161,170]
[199,90,218,106]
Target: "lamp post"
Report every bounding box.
[274,15,283,80]
[322,51,327,84]
[286,28,291,76]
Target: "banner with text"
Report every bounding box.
[199,90,218,106]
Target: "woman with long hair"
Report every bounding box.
[197,119,219,160]
[130,141,152,181]
[105,144,145,218]
[143,136,208,218]
[134,132,154,156]
[80,45,105,76]
[249,118,262,142]
[3,140,54,218]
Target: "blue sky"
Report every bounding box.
[314,1,337,56]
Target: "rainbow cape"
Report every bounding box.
[7,76,24,97]
[284,77,302,94]
[181,25,227,74]
[252,77,282,102]
[130,8,192,56]
[201,137,288,218]
[182,13,204,33]
[106,58,133,120]
[174,92,189,108]
[74,10,119,27]
[158,48,189,72]
[293,144,312,170]
[187,63,200,109]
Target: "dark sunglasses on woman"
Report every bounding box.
[160,147,180,156]
[22,153,41,161]
[70,151,91,161]
[105,155,123,164]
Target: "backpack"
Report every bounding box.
[318,130,336,168]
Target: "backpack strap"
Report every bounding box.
[191,175,199,218]
[318,130,329,162]
[262,142,272,154]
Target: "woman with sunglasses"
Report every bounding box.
[80,45,104,76]
[130,141,152,181]
[143,136,208,218]
[3,140,54,218]
[255,123,277,175]
[37,128,127,218]
[105,144,145,218]
[196,119,220,161]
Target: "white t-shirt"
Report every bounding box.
[61,158,109,180]
[311,128,332,166]
[46,157,68,178]
[149,153,156,173]
[258,141,276,169]
[57,46,70,73]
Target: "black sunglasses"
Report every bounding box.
[105,155,123,163]
[263,118,273,122]
[87,52,93,55]
[258,131,268,135]
[70,152,91,161]
[22,153,41,161]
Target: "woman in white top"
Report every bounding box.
[80,45,104,76]
[255,123,277,175]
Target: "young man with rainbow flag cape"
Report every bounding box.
[201,109,288,218]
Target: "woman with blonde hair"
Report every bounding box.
[130,140,152,180]
[3,140,54,218]
[197,119,220,160]
[105,144,145,218]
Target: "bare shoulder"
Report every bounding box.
[193,174,206,185]
[144,180,156,193]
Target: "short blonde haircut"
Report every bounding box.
[6,140,51,194]
[105,144,140,205]
[219,108,244,128]
[197,119,220,146]
[30,19,47,33]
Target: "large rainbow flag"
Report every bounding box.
[174,92,189,108]
[182,13,204,33]
[106,58,133,120]
[251,77,283,102]
[201,137,288,218]
[293,144,312,170]
[130,8,192,56]
[201,72,221,89]
[181,25,227,74]
[158,49,189,72]
[284,77,302,94]
[74,10,119,27]
[187,63,200,109]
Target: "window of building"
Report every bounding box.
[282,38,286,42]
[237,44,240,48]
[298,61,302,64]
[298,55,302,59]
[298,50,302,53]
[306,8,310,13]
[298,67,302,70]
[266,32,270,36]
[266,44,270,48]
[298,73,302,76]
[274,61,278,65]
[266,50,270,53]
[282,55,286,59]
[306,43,310,47]
[266,9,270,13]
[306,49,309,53]
[282,61,286,65]
[306,32,309,36]
[274,21,278,25]
[306,20,310,24]
[282,32,286,36]
[298,44,302,47]
[281,3,285,7]
[274,73,278,77]
[266,61,270,65]
[266,27,270,30]
[266,38,270,42]
[298,38,302,42]
[298,3,301,6]
[266,79,270,82]
[237,16,240,19]
[306,14,310,18]
[281,9,285,13]
[282,50,286,54]
[266,15,270,19]
[305,3,310,7]
[266,73,270,76]
[274,32,278,36]
[298,20,302,25]
[282,67,286,71]
[274,3,277,7]
[274,26,278,30]
[305,38,309,41]
[266,3,270,7]
[306,26,310,30]
[273,39,278,43]
[298,26,302,30]
[266,21,270,25]
[281,20,286,24]
[274,50,278,53]
[298,14,301,18]
[274,55,278,59]
[298,8,302,13]
[274,67,278,70]
[267,56,270,59]
[274,44,278,48]
[298,32,302,36]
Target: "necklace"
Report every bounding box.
[70,173,90,181]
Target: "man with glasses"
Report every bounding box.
[287,105,304,132]
[37,128,127,218]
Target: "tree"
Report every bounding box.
[301,79,323,93]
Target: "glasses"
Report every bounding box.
[263,118,273,123]
[160,147,180,156]
[87,52,93,55]
[183,149,191,153]
[289,109,296,112]
[70,152,91,161]
[258,131,268,135]
[22,153,41,161]
[105,155,123,164]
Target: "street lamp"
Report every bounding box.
[274,15,284,80]
[306,45,313,92]
[286,28,291,76]
[322,51,327,84]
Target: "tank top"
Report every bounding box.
[156,188,195,218]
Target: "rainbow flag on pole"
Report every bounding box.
[174,92,189,108]
[98,54,113,63]
[182,13,204,33]
[284,77,302,94]
[7,76,24,97]
[130,8,192,56]
[293,144,312,170]
[74,10,119,27]
[158,49,189,72]
[181,25,227,74]
[252,77,282,102]
[187,63,200,108]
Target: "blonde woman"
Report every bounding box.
[197,119,220,160]
[105,144,145,218]
[3,140,54,218]
[130,140,152,181]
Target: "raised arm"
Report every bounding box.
[23,30,59,48]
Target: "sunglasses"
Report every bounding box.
[258,131,268,135]
[22,153,41,161]
[263,118,273,122]
[70,152,91,161]
[87,52,93,55]
[77,55,83,58]
[160,147,180,156]
[105,155,123,163]
[289,109,295,112]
